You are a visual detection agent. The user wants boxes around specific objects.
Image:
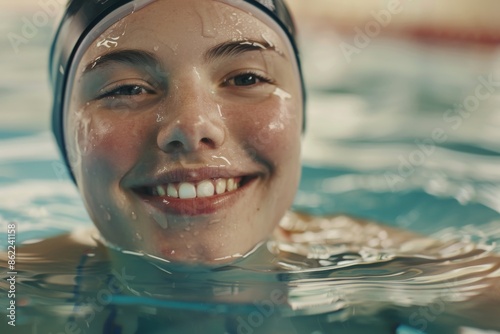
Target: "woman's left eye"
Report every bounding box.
[224,72,274,87]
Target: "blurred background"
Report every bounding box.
[2,0,499,132]
[1,0,500,241]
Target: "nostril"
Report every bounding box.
[201,137,211,144]
[170,141,183,149]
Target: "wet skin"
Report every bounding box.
[65,0,303,264]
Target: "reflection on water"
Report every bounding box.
[0,214,499,333]
[1,10,500,334]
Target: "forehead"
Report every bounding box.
[79,0,291,66]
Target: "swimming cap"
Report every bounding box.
[49,0,306,182]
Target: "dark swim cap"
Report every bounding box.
[49,0,306,182]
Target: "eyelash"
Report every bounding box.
[98,84,154,99]
[222,71,275,87]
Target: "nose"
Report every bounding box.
[156,85,226,154]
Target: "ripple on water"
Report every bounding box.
[1,214,498,333]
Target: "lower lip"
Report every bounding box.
[135,178,257,216]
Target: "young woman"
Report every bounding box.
[1,0,497,333]
[51,0,306,264]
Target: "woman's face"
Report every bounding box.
[65,0,302,264]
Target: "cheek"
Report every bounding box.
[236,96,302,159]
[90,126,133,170]
[67,109,150,185]
[226,96,302,214]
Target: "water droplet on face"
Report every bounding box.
[135,233,143,241]
[211,155,231,165]
[156,114,165,122]
[153,45,159,51]
[193,67,201,80]
[96,36,120,48]
[131,212,137,220]
[184,226,191,232]
[273,88,292,101]
[261,33,274,48]
[217,104,224,118]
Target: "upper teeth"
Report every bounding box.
[154,178,240,199]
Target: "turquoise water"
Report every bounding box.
[1,129,500,333]
[1,8,500,334]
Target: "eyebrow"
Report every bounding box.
[82,39,284,74]
[204,40,285,62]
[82,49,161,75]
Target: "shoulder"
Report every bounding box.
[276,211,436,251]
[2,227,108,269]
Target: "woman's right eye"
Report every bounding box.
[98,84,152,99]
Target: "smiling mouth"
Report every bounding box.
[145,177,245,199]
[133,175,258,216]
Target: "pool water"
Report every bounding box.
[1,11,500,334]
[1,127,500,334]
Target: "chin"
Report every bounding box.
[142,213,273,265]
